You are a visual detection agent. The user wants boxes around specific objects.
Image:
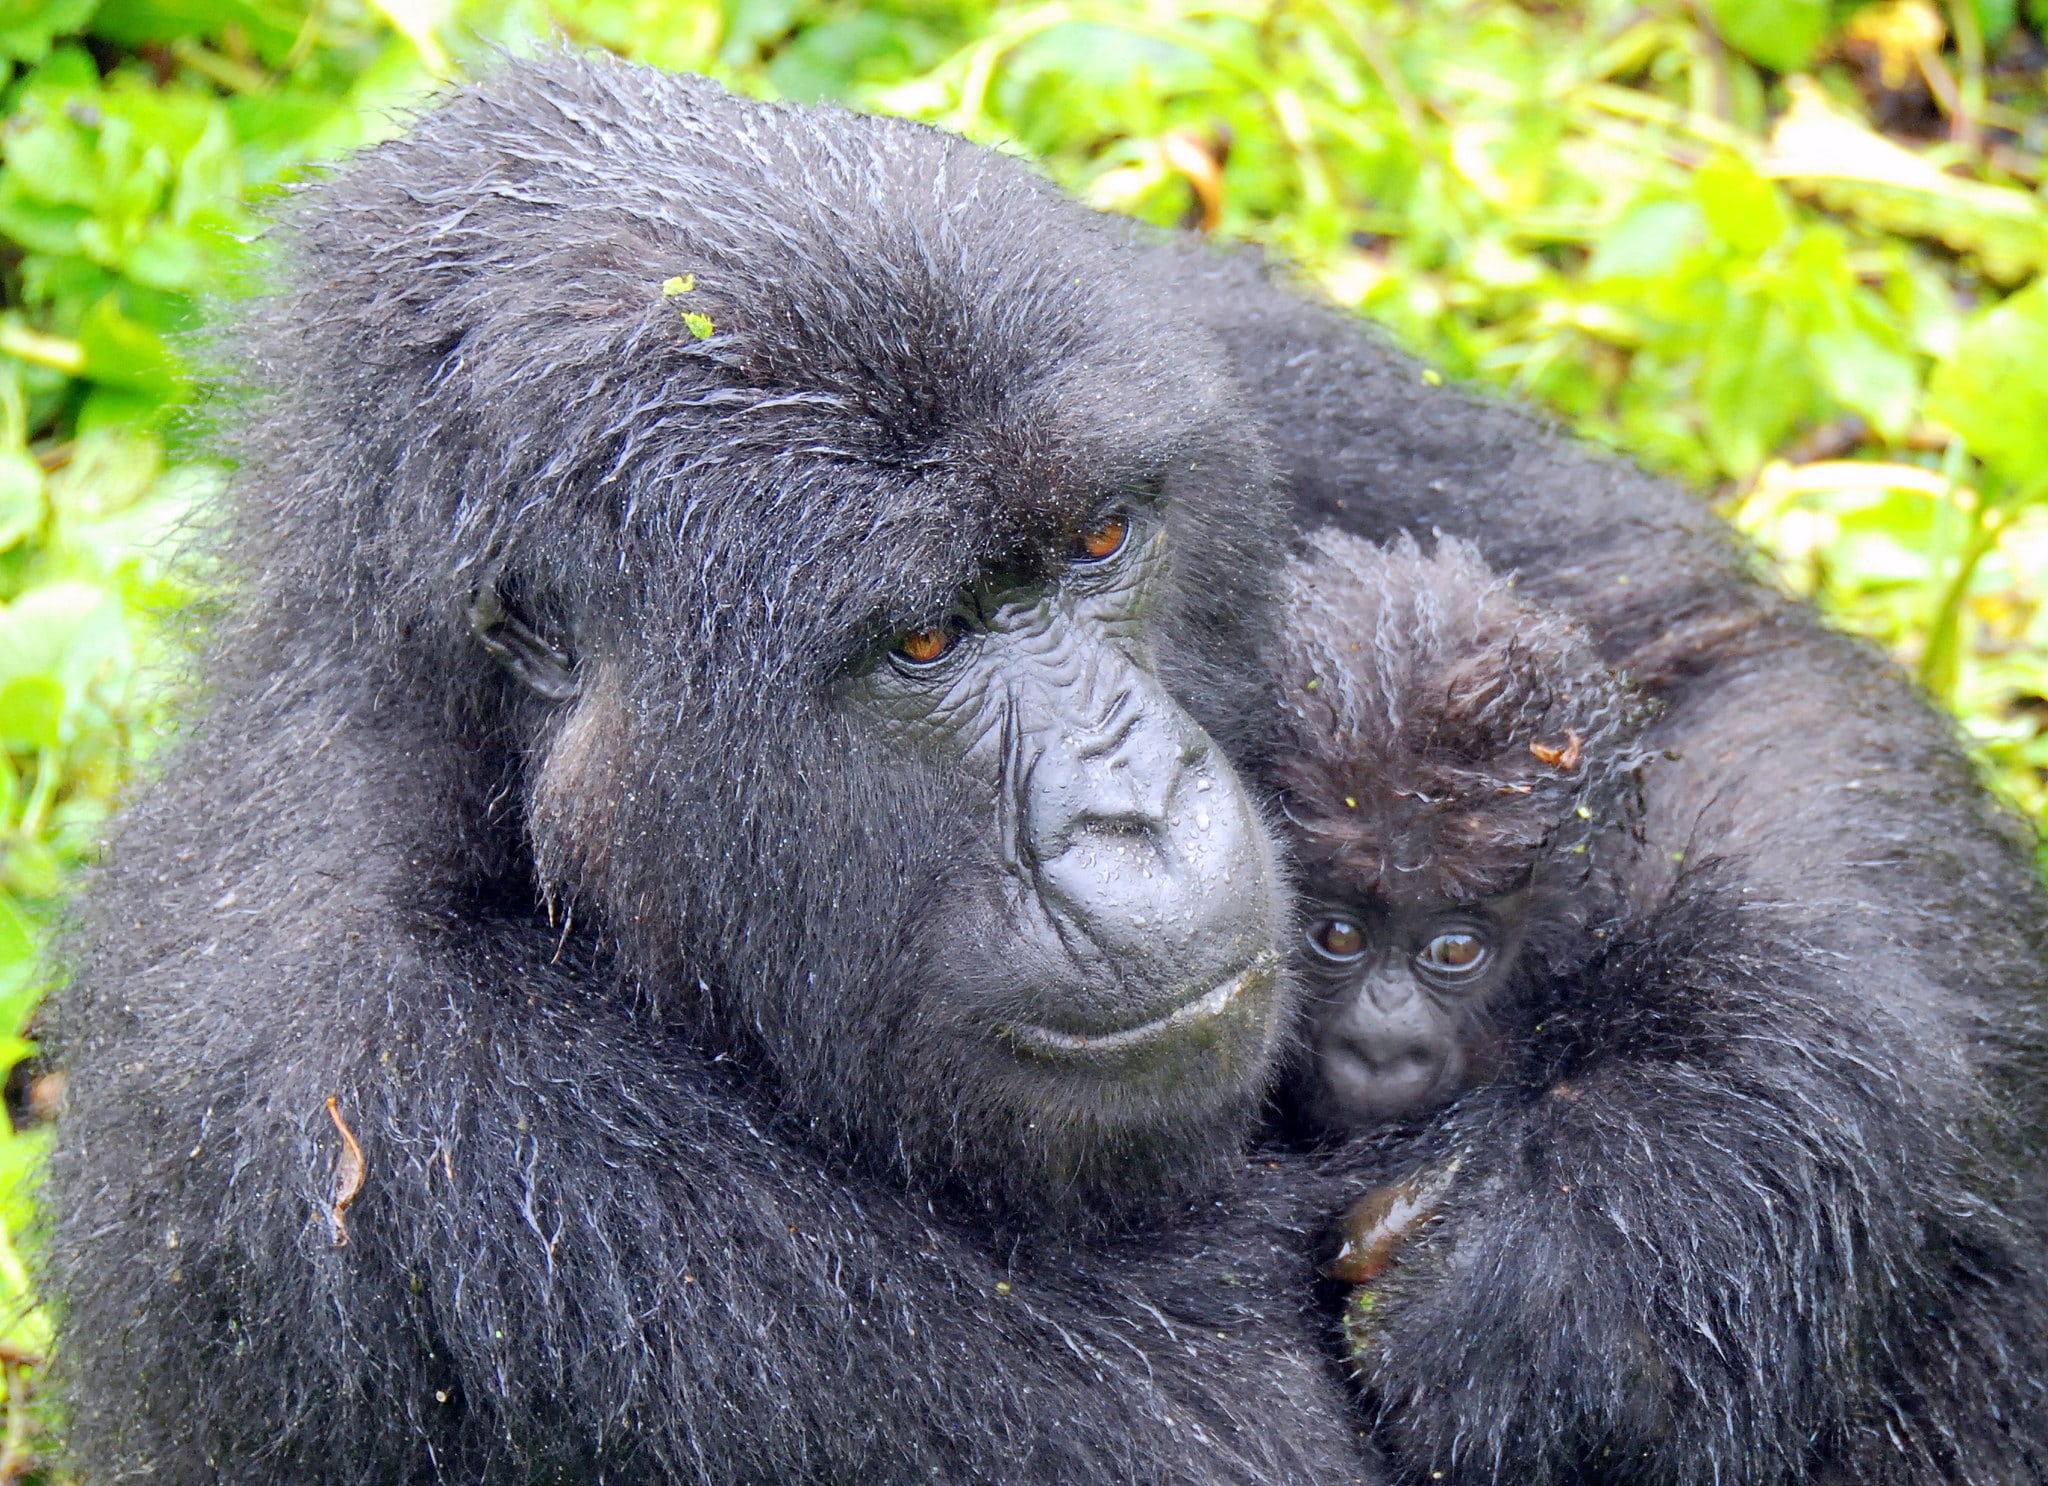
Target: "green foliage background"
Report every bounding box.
[0,0,2044,1469]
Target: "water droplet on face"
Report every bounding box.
[1196,778,1213,793]
[1195,810,1211,830]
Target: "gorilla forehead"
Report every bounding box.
[257,53,1235,659]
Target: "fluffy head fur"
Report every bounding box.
[1270,529,1648,909]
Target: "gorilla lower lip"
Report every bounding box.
[1004,959,1276,1060]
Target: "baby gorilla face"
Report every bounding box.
[1299,896,1526,1128]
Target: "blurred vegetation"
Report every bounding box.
[0,0,2045,1473]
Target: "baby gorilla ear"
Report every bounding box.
[468,583,580,701]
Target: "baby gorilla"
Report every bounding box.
[1268,529,1650,1135]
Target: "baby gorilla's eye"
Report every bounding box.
[1072,511,1129,563]
[1308,917,1367,962]
[1416,931,1488,978]
[893,623,959,666]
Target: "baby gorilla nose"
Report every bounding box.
[1322,1030,1451,1119]
[1315,977,1464,1124]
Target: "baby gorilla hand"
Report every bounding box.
[1323,1157,1462,1286]
[1321,1157,1462,1368]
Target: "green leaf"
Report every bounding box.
[0,581,129,700]
[0,676,64,750]
[88,0,297,56]
[2,103,98,210]
[1587,199,1703,281]
[76,295,182,397]
[1807,329,1917,441]
[0,894,34,991]
[1693,154,1786,258]
[0,454,47,554]
[0,0,97,62]
[3,837,61,900]
[169,108,240,225]
[119,225,207,292]
[1699,300,1809,476]
[1925,281,2048,498]
[47,428,160,519]
[1973,0,2018,44]
[1703,0,1831,72]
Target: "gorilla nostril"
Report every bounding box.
[1031,753,1183,862]
[1082,814,1157,843]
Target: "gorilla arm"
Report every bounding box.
[1175,253,2048,1483]
[330,941,1367,1486]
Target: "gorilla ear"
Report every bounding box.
[467,585,580,702]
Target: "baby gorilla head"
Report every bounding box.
[1268,530,1650,1130]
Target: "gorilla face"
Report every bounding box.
[845,492,1283,1118]
[1298,895,1525,1126]
[498,437,1290,1220]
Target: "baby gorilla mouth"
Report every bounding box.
[1002,955,1279,1064]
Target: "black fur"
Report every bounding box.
[1160,251,2048,1483]
[43,56,1374,1485]
[41,50,2048,1486]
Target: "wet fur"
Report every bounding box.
[1270,529,1648,908]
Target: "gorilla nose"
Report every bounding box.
[1321,1026,1451,1117]
[1349,1030,1445,1082]
[1022,695,1270,971]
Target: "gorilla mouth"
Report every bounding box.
[1002,957,1278,1061]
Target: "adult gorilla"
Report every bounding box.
[46,55,1371,1484]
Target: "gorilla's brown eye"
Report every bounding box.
[1310,917,1367,962]
[1417,931,1487,976]
[1074,513,1128,562]
[895,625,957,665]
